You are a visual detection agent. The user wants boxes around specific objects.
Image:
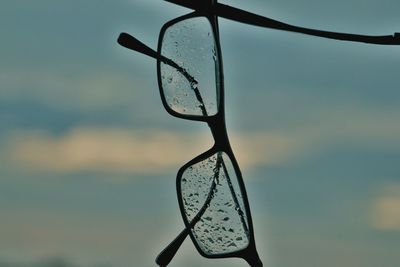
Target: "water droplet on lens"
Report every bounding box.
[228,242,237,247]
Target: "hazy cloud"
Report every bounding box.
[4,106,400,176]
[3,128,297,175]
[371,185,400,231]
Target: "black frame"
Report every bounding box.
[156,11,262,267]
[157,15,221,122]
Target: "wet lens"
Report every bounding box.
[159,17,219,117]
[179,152,250,255]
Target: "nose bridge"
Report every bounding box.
[208,114,230,151]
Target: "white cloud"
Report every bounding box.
[230,132,302,168]
[4,128,299,175]
[371,185,400,231]
[6,128,209,174]
[2,107,400,176]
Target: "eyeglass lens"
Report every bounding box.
[160,17,219,117]
[180,152,250,255]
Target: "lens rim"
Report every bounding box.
[176,146,259,261]
[157,12,223,121]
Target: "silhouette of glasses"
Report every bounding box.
[119,12,263,267]
[117,1,399,266]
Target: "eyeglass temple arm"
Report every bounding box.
[118,32,199,87]
[155,227,190,267]
[116,32,199,266]
[165,0,400,45]
[118,32,158,59]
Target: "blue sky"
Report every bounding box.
[0,1,399,267]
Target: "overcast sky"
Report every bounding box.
[0,1,399,267]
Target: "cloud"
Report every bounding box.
[4,128,298,175]
[2,106,399,176]
[6,128,209,174]
[3,106,400,176]
[230,132,301,168]
[371,185,400,231]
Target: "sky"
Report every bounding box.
[0,0,399,267]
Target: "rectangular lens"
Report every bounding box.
[159,17,219,117]
[179,152,250,255]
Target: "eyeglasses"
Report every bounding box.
[119,11,263,267]
[157,12,263,266]
[118,1,400,266]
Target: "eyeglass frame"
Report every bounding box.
[156,10,263,267]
